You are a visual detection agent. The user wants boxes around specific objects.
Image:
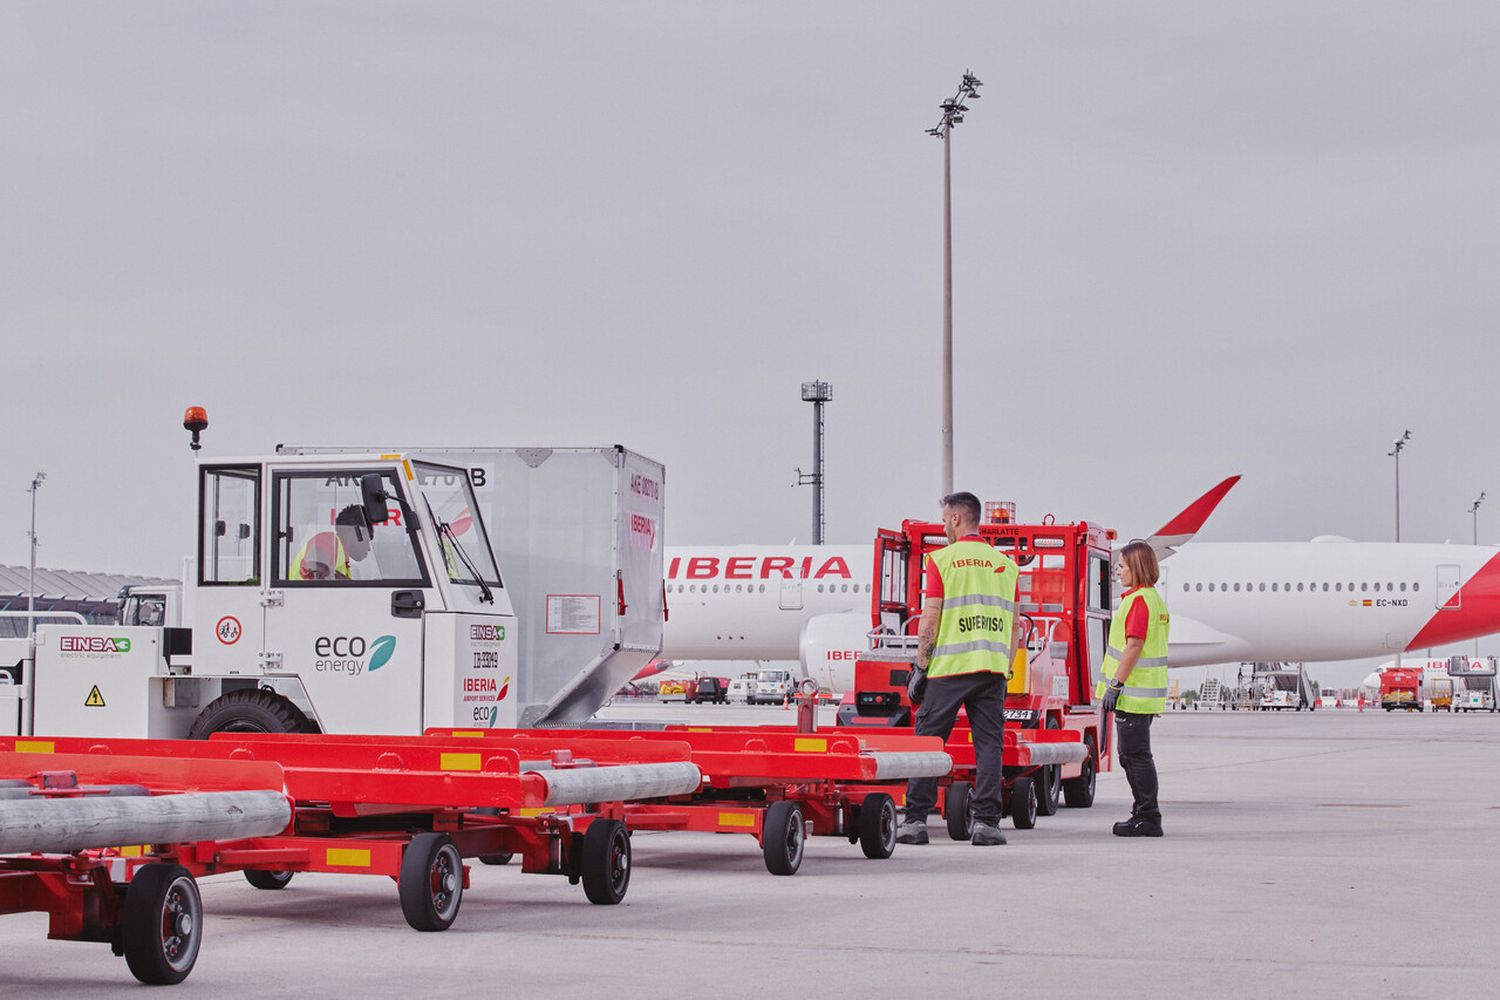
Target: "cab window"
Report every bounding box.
[200,466,260,585]
[272,471,428,586]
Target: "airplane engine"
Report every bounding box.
[799,611,873,695]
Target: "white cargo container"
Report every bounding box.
[278,446,666,725]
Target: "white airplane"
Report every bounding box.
[658,477,1500,693]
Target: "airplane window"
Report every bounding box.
[1296,583,1303,592]
[713,584,720,593]
[1284,582,1291,591]
[760,584,767,593]
[1400,582,1407,592]
[1233,583,1241,592]
[1195,582,1203,591]
[1414,582,1420,592]
[1271,583,1278,592]
[1386,582,1394,591]
[735,584,742,593]
[1221,582,1227,591]
[1360,582,1367,592]
[1207,583,1215,592]
[816,584,824,593]
[1335,583,1341,591]
[1258,583,1266,592]
[1323,583,1329,591]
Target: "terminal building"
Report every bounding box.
[0,564,177,635]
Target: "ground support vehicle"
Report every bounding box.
[0,732,702,983]
[1448,657,1499,711]
[835,515,1111,833]
[690,676,729,704]
[1381,668,1423,711]
[750,668,797,705]
[428,725,951,876]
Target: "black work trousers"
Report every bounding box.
[1115,710,1160,824]
[905,672,1006,824]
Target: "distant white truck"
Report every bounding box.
[750,668,797,705]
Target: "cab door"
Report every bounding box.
[261,468,434,734]
[191,465,267,675]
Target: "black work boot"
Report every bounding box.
[1112,817,1163,838]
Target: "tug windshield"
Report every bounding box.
[412,462,502,593]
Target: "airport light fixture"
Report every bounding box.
[1388,430,1411,543]
[26,471,46,647]
[796,381,834,545]
[1472,491,1486,656]
[927,70,983,496]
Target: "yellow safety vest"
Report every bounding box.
[290,533,350,580]
[927,539,1018,679]
[1095,586,1171,713]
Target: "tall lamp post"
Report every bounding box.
[796,380,833,545]
[1472,491,1486,657]
[26,472,46,646]
[1388,432,1410,666]
[927,70,983,497]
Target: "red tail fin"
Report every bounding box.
[1148,475,1241,556]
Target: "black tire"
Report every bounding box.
[478,852,514,866]
[187,689,313,739]
[581,820,631,905]
[399,833,463,932]
[1062,735,1098,808]
[762,801,805,876]
[1010,776,1038,830]
[1037,717,1063,816]
[945,781,975,841]
[244,869,294,891]
[857,793,897,860]
[122,863,202,985]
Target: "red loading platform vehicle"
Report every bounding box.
[837,508,1114,833]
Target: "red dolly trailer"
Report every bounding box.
[836,511,1113,834]
[0,732,703,984]
[426,726,952,875]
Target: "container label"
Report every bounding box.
[546,595,601,635]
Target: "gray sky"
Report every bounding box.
[3,3,1497,681]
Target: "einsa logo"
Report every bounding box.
[313,634,397,676]
[59,636,132,653]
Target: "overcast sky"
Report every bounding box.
[3,3,1497,681]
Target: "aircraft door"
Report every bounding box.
[1436,564,1462,610]
[779,576,804,611]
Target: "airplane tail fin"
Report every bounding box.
[1146,475,1241,559]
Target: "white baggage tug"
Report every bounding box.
[14,450,520,738]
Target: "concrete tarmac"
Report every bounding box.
[3,707,1497,999]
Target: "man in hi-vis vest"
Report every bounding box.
[897,492,1017,847]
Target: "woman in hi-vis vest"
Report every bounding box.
[1098,540,1171,837]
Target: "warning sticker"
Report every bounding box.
[545,595,601,635]
[84,685,106,708]
[216,616,242,645]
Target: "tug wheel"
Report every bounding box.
[1010,776,1038,830]
[858,793,897,859]
[762,801,805,876]
[945,781,975,841]
[187,689,314,738]
[1037,717,1063,816]
[399,833,463,931]
[581,820,631,905]
[1062,735,1098,808]
[244,869,294,890]
[123,863,203,985]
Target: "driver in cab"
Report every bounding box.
[291,505,374,581]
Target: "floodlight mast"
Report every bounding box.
[796,380,834,544]
[927,70,983,496]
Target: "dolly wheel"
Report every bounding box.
[479,852,514,866]
[858,793,897,860]
[123,863,203,985]
[945,781,975,841]
[581,820,632,905]
[762,801,805,876]
[244,869,294,891]
[399,833,463,931]
[1010,777,1038,830]
[1037,718,1063,816]
[1062,735,1098,809]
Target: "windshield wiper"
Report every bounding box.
[423,497,494,604]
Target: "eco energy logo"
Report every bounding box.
[313,635,396,675]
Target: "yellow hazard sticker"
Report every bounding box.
[686,727,714,732]
[793,737,827,753]
[517,807,550,817]
[440,752,481,772]
[85,685,106,708]
[450,730,484,738]
[16,740,54,754]
[325,848,371,868]
[718,812,757,828]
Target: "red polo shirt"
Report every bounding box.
[1121,586,1150,640]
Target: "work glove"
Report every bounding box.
[1101,681,1122,714]
[908,666,929,705]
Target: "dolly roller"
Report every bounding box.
[0,790,292,855]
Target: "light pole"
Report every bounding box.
[1472,491,1486,657]
[26,472,46,646]
[796,381,833,545]
[926,70,983,497]
[1388,432,1410,667]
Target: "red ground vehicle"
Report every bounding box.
[837,511,1114,832]
[1380,668,1423,711]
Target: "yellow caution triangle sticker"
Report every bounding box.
[84,685,106,708]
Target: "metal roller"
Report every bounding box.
[0,790,292,855]
[870,751,953,780]
[536,761,701,806]
[1017,742,1089,766]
